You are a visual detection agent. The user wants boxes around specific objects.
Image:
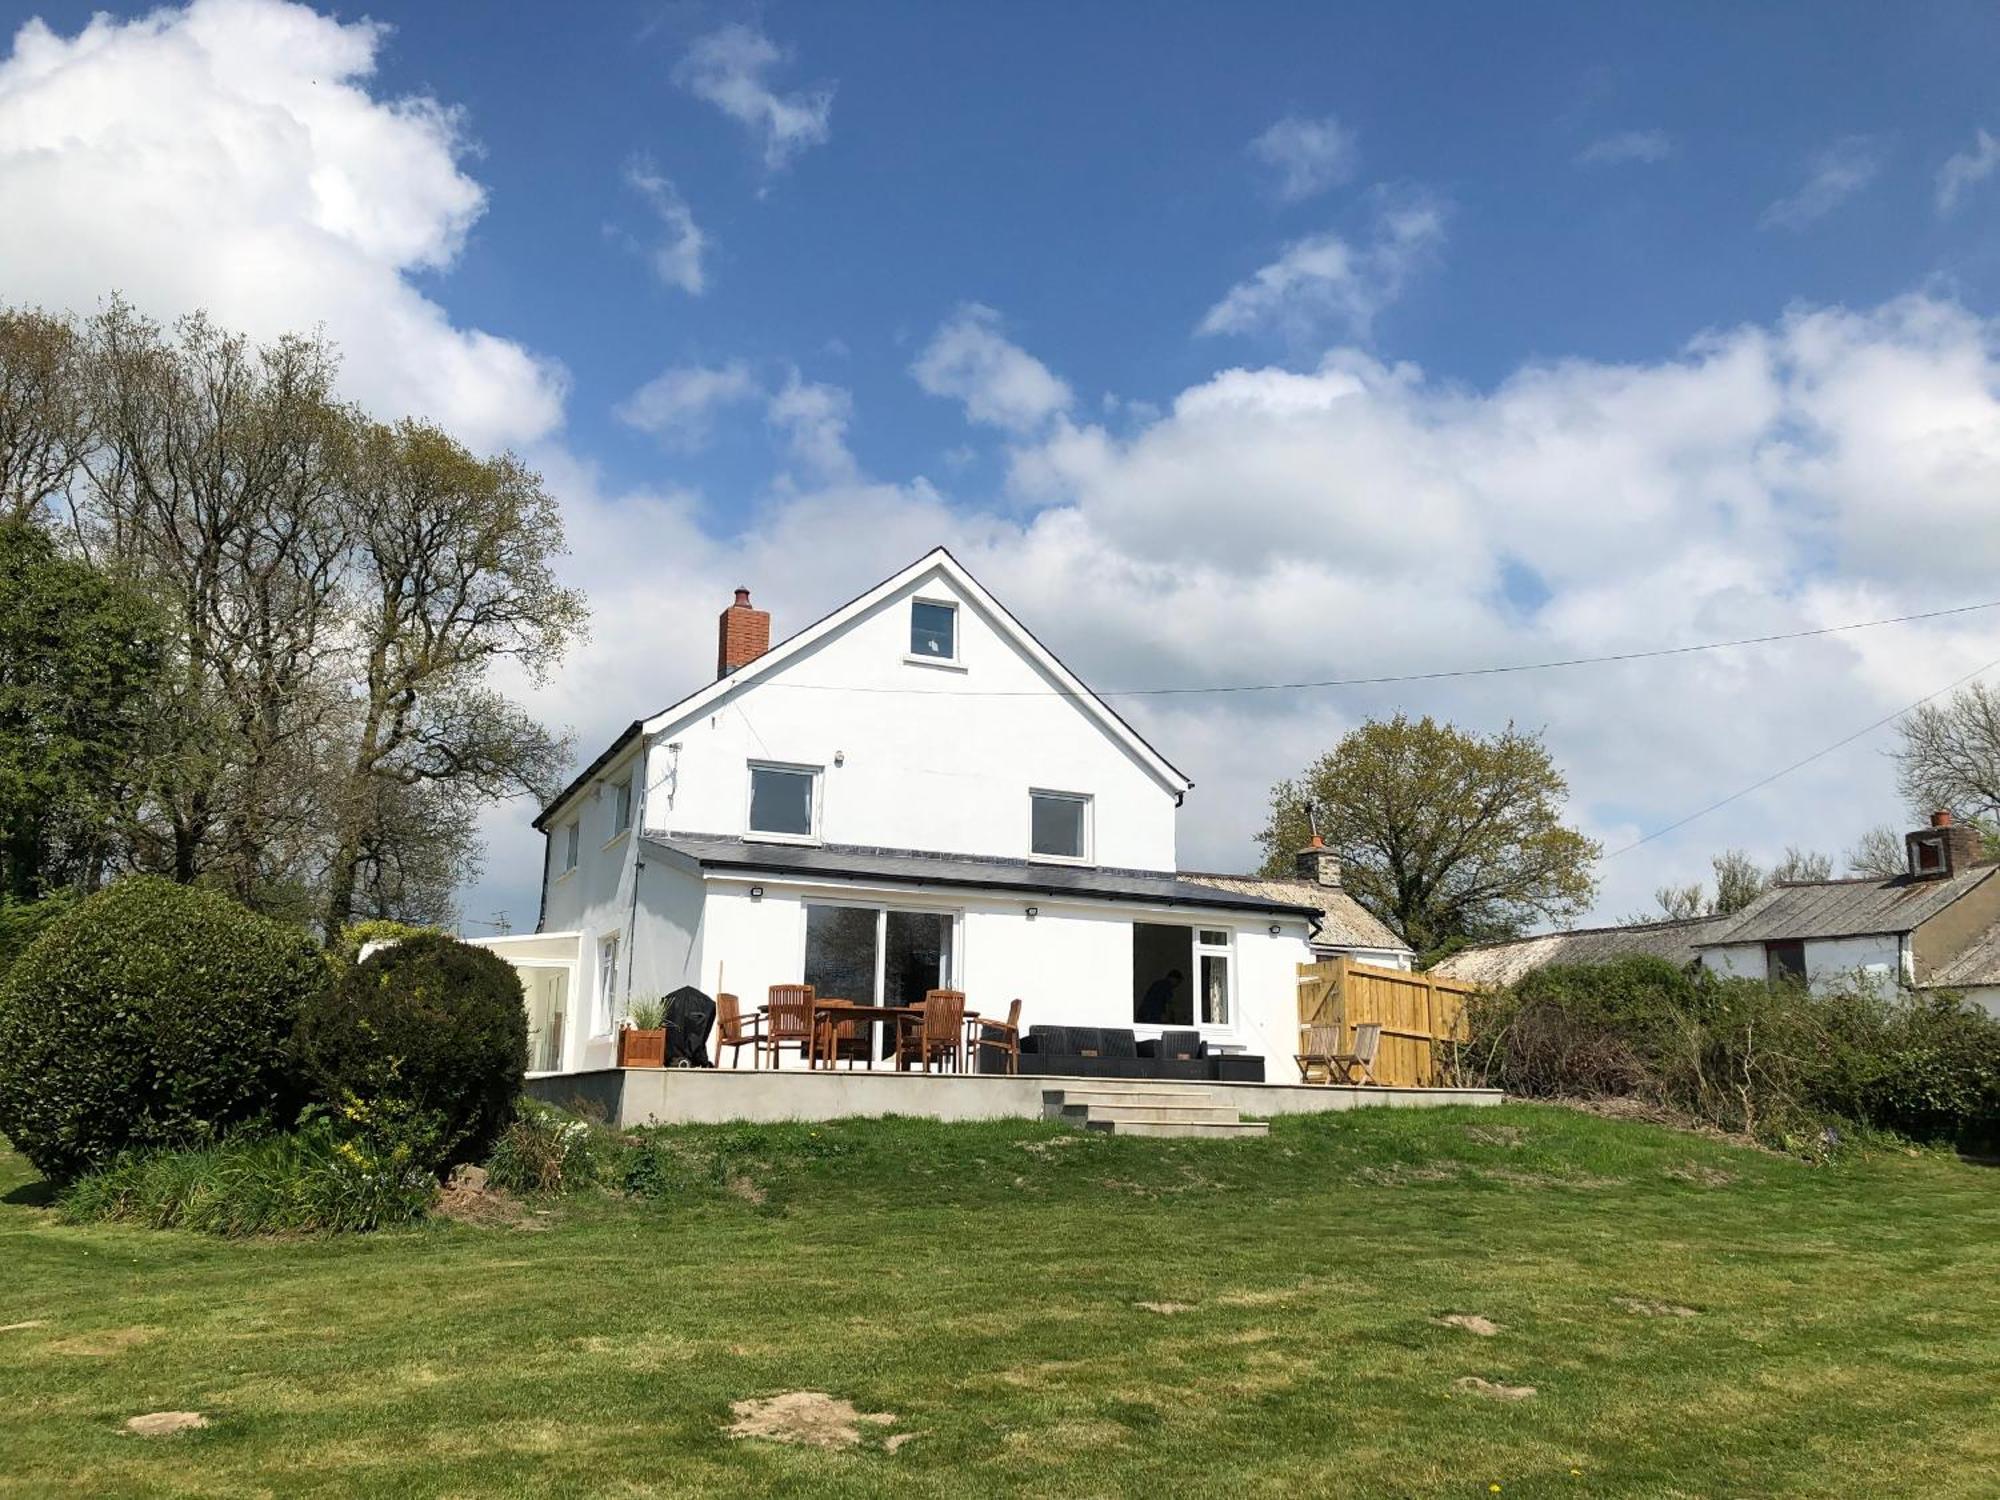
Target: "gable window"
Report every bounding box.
[562,820,580,873]
[594,932,619,1034]
[611,776,633,837]
[748,762,819,841]
[1030,790,1091,862]
[909,599,957,662]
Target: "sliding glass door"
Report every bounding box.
[804,902,956,1058]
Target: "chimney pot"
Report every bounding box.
[717,589,772,678]
[1932,809,1953,828]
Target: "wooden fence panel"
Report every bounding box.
[1294,958,1473,1087]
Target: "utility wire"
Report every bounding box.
[763,596,2000,700]
[1603,655,2000,859]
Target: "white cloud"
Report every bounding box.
[675,23,832,174]
[1936,128,2000,215]
[1761,136,1884,230]
[1249,113,1358,201]
[911,304,1074,433]
[1577,129,1673,166]
[621,157,708,294]
[0,0,565,452]
[766,370,858,481]
[1197,195,1446,343]
[614,361,757,449]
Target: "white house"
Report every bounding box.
[481,547,1406,1077]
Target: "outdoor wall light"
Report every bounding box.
[834,750,846,766]
[749,885,765,901]
[1269,923,1281,936]
[1025,905,1038,919]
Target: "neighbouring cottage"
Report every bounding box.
[1433,812,2000,1018]
[479,547,1408,1075]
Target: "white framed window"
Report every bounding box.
[610,776,633,838]
[561,820,580,873]
[594,932,620,1035]
[1029,790,1091,863]
[907,598,958,664]
[1195,928,1232,1028]
[747,761,820,842]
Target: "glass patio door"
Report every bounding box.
[804,903,956,1060]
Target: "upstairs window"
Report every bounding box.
[909,599,957,662]
[1030,790,1091,862]
[748,763,819,841]
[562,820,580,872]
[611,776,633,836]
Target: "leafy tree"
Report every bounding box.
[1257,715,1599,956]
[0,308,89,524]
[1649,844,1835,922]
[320,420,582,940]
[0,521,161,902]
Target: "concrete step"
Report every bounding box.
[1042,1087,1216,1109]
[1082,1118,1269,1139]
[1056,1103,1242,1125]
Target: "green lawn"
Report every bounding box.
[2,1105,1996,1499]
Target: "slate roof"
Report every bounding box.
[1176,873,1411,954]
[1429,915,1729,988]
[1695,866,1999,946]
[641,835,1323,917]
[1923,920,2000,989]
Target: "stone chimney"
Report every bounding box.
[716,588,771,679]
[1293,836,1341,888]
[1905,810,1983,880]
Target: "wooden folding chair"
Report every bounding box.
[1295,1022,1341,1084]
[1329,1022,1383,1086]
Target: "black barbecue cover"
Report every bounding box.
[663,986,716,1067]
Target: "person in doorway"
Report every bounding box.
[1137,968,1183,1024]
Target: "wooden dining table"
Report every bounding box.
[804,997,980,1070]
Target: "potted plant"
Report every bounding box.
[617,997,668,1068]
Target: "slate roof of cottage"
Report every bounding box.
[642,835,1323,917]
[1922,920,2000,990]
[1429,915,1729,988]
[1695,865,1999,946]
[1176,873,1411,953]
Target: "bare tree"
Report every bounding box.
[1896,681,2000,825]
[1844,825,1906,879]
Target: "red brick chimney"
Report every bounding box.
[1906,810,1983,879]
[717,588,771,678]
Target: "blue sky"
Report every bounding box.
[6,0,2000,933]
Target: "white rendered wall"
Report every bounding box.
[1952,984,2000,1018]
[1701,935,1905,992]
[536,741,645,1072]
[637,562,1181,871]
[685,873,1314,1070]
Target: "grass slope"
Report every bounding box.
[2,1105,1996,1498]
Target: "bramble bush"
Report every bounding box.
[291,932,528,1174]
[1449,955,2000,1150]
[0,878,327,1181]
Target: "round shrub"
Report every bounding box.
[0,877,327,1182]
[293,933,527,1173]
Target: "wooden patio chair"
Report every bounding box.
[967,997,1023,1076]
[1330,1022,1383,1086]
[894,988,966,1073]
[714,992,763,1069]
[815,1008,877,1070]
[765,984,818,1069]
[1295,1022,1341,1084]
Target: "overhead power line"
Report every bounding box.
[765,596,2000,700]
[1604,654,2000,859]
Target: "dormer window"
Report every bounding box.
[909,599,957,663]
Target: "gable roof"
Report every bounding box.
[535,546,1191,831]
[1429,915,1729,988]
[1694,865,1998,946]
[1923,918,2000,989]
[1177,872,1411,953]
